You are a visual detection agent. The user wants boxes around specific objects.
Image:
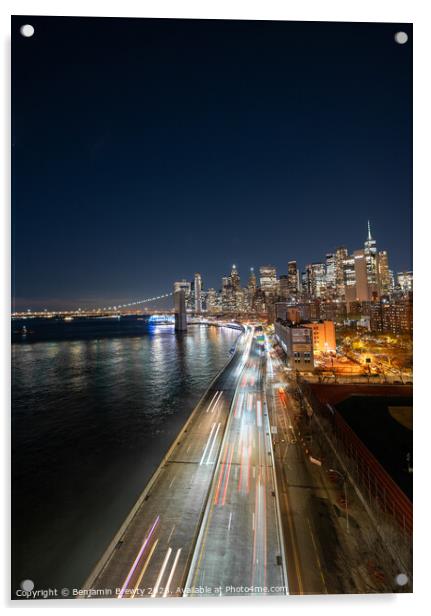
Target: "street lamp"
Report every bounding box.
[329,468,349,533]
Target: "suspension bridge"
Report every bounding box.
[12,292,174,318]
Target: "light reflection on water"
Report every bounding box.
[12,324,238,592]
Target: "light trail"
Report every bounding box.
[117,515,160,599]
[151,547,172,597]
[131,539,159,598]
[205,391,219,413]
[163,548,182,597]
[209,391,223,414]
[206,422,221,464]
[256,399,262,428]
[199,423,216,465]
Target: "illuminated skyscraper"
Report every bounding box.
[325,253,336,298]
[364,220,379,297]
[343,254,356,303]
[287,261,299,299]
[353,249,369,301]
[248,267,257,292]
[279,275,289,300]
[194,272,202,314]
[310,262,326,298]
[335,246,348,299]
[259,265,277,293]
[397,271,413,294]
[231,264,240,290]
[377,250,391,296]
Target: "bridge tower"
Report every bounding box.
[174,289,187,331]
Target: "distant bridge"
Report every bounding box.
[12,292,174,318]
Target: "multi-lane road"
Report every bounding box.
[83,326,287,598]
[185,334,287,596]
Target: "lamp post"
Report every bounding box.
[329,468,349,533]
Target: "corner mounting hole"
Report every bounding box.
[394,31,408,45]
[20,24,34,38]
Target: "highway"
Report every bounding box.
[84,326,255,598]
[184,335,287,597]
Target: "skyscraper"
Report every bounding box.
[194,272,202,314]
[353,249,369,301]
[231,264,240,290]
[248,267,257,293]
[397,271,413,294]
[279,275,289,300]
[325,253,336,299]
[310,262,326,298]
[335,246,348,299]
[377,250,391,297]
[248,268,257,311]
[287,261,299,300]
[364,220,379,298]
[343,254,356,303]
[259,265,277,293]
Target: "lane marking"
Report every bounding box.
[167,524,176,543]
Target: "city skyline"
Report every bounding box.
[12,17,412,310]
[12,220,413,312]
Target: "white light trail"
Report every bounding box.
[163,548,182,597]
[151,547,172,598]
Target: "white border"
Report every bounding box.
[2,1,429,614]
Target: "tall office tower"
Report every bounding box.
[194,272,202,314]
[397,271,413,294]
[325,253,336,299]
[174,289,187,331]
[301,266,312,299]
[222,276,230,291]
[231,264,240,290]
[287,260,299,299]
[248,267,257,292]
[353,249,369,301]
[389,269,395,293]
[247,268,257,311]
[335,246,348,299]
[206,288,217,313]
[259,265,278,293]
[377,250,391,296]
[343,254,356,303]
[364,220,379,297]
[279,275,289,300]
[311,262,326,298]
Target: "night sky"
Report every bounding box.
[12,17,412,310]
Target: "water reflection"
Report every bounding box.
[12,324,239,592]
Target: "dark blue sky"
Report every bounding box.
[12,17,412,310]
